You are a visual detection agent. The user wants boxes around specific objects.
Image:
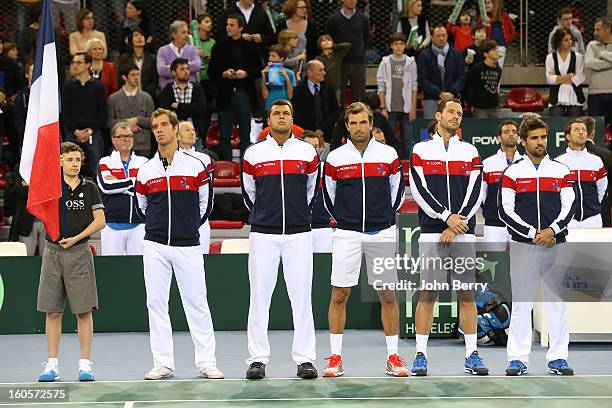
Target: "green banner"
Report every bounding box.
[411,117,606,159]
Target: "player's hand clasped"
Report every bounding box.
[446,213,469,235]
[533,228,556,247]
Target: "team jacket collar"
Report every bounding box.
[265,134,297,147]
[109,149,134,165]
[524,154,551,169]
[346,137,374,155]
[432,132,460,148]
[495,148,521,163]
[564,146,588,157]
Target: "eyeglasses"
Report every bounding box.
[112,135,134,140]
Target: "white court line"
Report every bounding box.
[1,395,612,406]
[123,402,134,408]
[1,374,612,385]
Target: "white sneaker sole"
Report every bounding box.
[322,369,344,377]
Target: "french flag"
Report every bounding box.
[19,0,62,241]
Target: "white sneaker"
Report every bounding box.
[144,366,175,380]
[199,366,224,379]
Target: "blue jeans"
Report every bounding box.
[588,93,612,129]
[388,111,412,159]
[65,129,105,178]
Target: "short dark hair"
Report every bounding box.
[269,44,288,59]
[519,116,548,140]
[344,102,373,125]
[564,117,586,136]
[595,17,612,30]
[497,120,517,136]
[437,98,462,114]
[119,63,139,78]
[61,141,85,159]
[364,91,380,110]
[390,33,407,44]
[431,24,447,35]
[152,108,179,127]
[302,130,318,141]
[227,13,246,29]
[557,7,572,19]
[581,116,597,135]
[170,57,189,72]
[551,28,573,51]
[74,52,92,65]
[317,34,334,49]
[471,24,485,36]
[479,39,498,55]
[268,99,294,117]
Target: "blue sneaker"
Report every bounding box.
[506,360,528,376]
[464,351,489,375]
[548,359,574,376]
[411,352,428,376]
[79,362,95,382]
[38,363,59,382]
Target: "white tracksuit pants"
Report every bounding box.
[143,240,216,371]
[312,227,334,253]
[568,214,602,229]
[507,242,569,366]
[246,231,316,365]
[482,225,512,252]
[199,220,211,255]
[100,224,145,255]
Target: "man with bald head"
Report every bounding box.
[291,60,340,143]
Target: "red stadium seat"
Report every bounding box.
[0,163,10,190]
[231,126,240,149]
[209,220,245,229]
[401,160,410,186]
[507,88,545,112]
[398,199,419,214]
[213,160,240,187]
[206,123,220,147]
[209,241,222,254]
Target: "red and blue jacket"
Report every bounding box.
[323,139,404,232]
[241,135,319,235]
[499,155,576,243]
[135,150,212,246]
[409,134,483,234]
[97,150,148,224]
[555,147,607,222]
[481,149,522,227]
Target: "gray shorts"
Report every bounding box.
[37,242,98,314]
[418,233,476,288]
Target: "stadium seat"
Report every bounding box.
[507,88,545,112]
[0,242,27,256]
[206,123,220,147]
[398,199,419,214]
[209,241,222,254]
[231,126,240,149]
[209,220,245,229]
[213,160,241,187]
[401,160,410,186]
[0,163,9,189]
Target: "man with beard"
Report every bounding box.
[241,99,319,380]
[409,99,487,376]
[499,116,576,376]
[481,120,521,250]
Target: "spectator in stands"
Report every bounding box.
[17,3,41,66]
[377,33,418,159]
[303,129,329,161]
[315,35,351,99]
[464,40,502,118]
[117,28,158,100]
[278,29,305,78]
[0,41,25,99]
[196,14,216,139]
[331,92,398,153]
[583,116,612,227]
[97,122,147,256]
[156,20,201,89]
[417,25,465,119]
[69,8,107,58]
[292,60,339,144]
[464,25,486,70]
[52,0,78,33]
[88,0,124,51]
[477,0,516,68]
[158,58,207,146]
[209,14,262,160]
[117,0,156,55]
[546,28,585,118]
[262,45,296,112]
[326,0,370,104]
[217,0,276,55]
[372,127,386,144]
[87,38,118,97]
[276,0,319,62]
[13,63,33,157]
[396,0,430,56]
[107,64,155,158]
[61,52,108,178]
[447,9,474,52]
[585,17,612,134]
[8,164,47,256]
[548,7,585,55]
